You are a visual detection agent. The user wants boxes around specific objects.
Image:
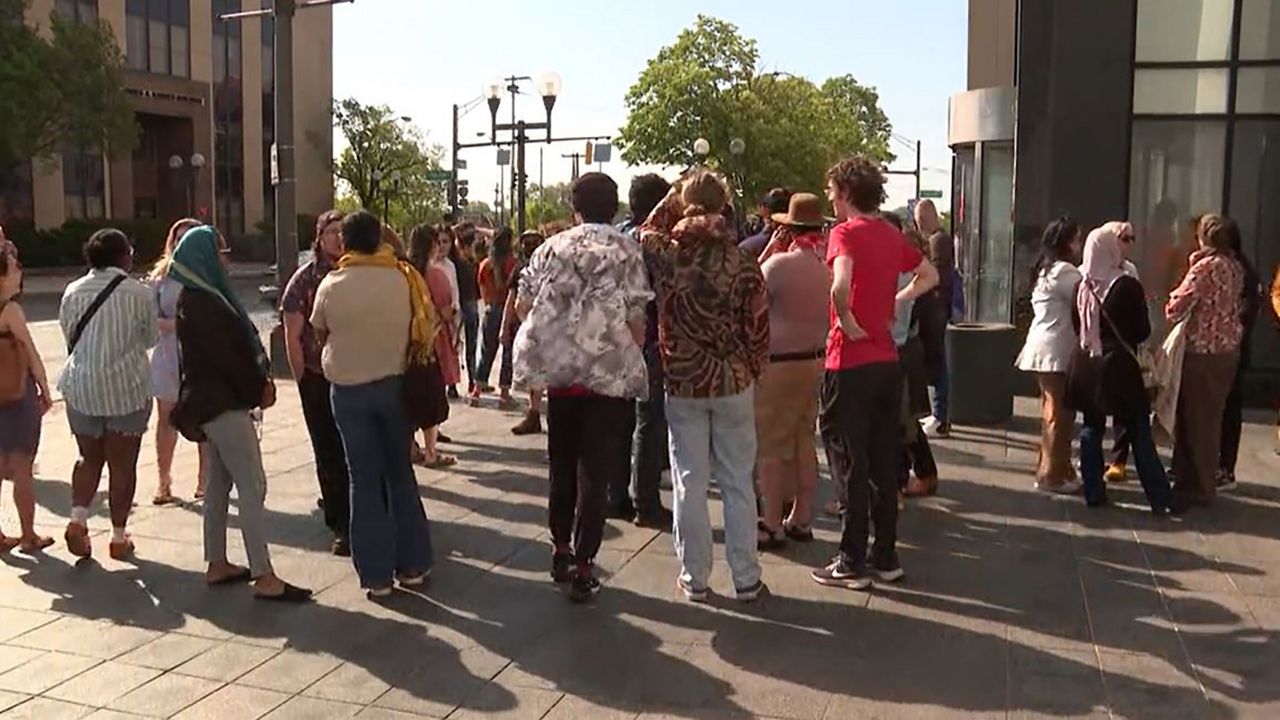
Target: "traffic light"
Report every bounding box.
[457,179,470,207]
[584,140,593,166]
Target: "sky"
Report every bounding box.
[332,0,967,217]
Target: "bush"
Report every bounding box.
[6,218,168,268]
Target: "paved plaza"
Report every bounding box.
[1,324,1279,719]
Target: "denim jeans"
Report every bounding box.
[632,371,668,514]
[1081,409,1171,511]
[930,361,949,425]
[330,375,434,588]
[475,304,509,388]
[460,300,480,387]
[667,389,762,591]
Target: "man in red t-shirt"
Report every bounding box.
[811,157,938,591]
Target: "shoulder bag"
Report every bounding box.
[67,275,127,354]
[1085,280,1158,391]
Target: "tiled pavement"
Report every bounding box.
[2,346,1280,718]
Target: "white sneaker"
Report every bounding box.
[920,416,941,435]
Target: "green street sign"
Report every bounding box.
[425,169,452,182]
[919,190,944,199]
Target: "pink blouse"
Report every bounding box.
[1165,253,1244,355]
[426,265,462,385]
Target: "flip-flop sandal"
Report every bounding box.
[756,521,786,551]
[424,454,457,469]
[207,568,252,586]
[0,536,19,553]
[783,524,814,543]
[153,493,178,506]
[254,582,313,603]
[18,536,54,553]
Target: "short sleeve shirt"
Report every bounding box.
[825,216,923,370]
[280,257,333,374]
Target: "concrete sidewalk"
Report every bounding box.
[1,376,1279,718]
[21,264,274,297]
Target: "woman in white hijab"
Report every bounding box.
[1069,224,1175,514]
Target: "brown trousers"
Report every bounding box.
[1173,351,1239,503]
[1035,373,1076,486]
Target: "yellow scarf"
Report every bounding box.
[337,243,438,364]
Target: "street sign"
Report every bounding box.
[269,143,279,186]
[497,148,511,166]
[920,190,944,199]
[425,169,451,182]
[456,159,467,170]
[593,143,612,163]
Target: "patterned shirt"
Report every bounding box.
[513,223,652,399]
[280,255,334,374]
[57,268,159,416]
[642,193,769,398]
[1166,252,1244,355]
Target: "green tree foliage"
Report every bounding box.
[332,98,446,230]
[617,15,893,202]
[525,182,573,228]
[0,0,135,175]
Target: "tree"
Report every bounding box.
[0,0,135,177]
[617,15,893,202]
[332,98,446,230]
[525,182,573,228]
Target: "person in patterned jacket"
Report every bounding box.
[641,169,770,604]
[512,173,652,603]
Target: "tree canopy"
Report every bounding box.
[332,98,446,230]
[616,15,893,203]
[0,0,135,175]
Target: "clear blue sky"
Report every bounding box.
[333,0,966,213]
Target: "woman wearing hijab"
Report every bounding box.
[1165,214,1244,509]
[169,226,312,601]
[1068,224,1174,514]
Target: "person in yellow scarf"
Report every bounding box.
[309,210,439,598]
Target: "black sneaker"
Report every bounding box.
[634,506,674,530]
[569,567,601,603]
[606,502,636,521]
[811,558,873,590]
[734,579,768,602]
[551,552,574,584]
[331,534,351,557]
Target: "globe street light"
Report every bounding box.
[693,138,711,159]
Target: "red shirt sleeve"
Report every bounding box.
[899,234,924,272]
[826,222,857,265]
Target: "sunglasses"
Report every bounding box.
[1119,233,1135,244]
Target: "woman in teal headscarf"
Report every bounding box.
[169,226,311,602]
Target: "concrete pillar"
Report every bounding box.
[241,6,265,232]
[293,2,334,218]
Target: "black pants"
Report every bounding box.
[300,371,350,536]
[1219,358,1246,474]
[609,409,638,515]
[819,362,902,570]
[901,430,937,487]
[548,394,633,565]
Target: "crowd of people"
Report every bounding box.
[0,149,1277,606]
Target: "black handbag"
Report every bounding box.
[403,356,449,430]
[1064,345,1102,413]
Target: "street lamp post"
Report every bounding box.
[484,72,561,233]
[729,137,746,235]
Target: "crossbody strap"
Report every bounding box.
[1085,280,1141,365]
[68,275,127,354]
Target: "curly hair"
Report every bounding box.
[826,156,886,213]
[680,169,729,217]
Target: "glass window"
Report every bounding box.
[1240,0,1280,60]
[171,24,188,77]
[1133,68,1230,114]
[55,0,96,22]
[228,36,241,78]
[977,143,1013,323]
[1135,0,1234,62]
[1128,121,1226,301]
[147,0,169,74]
[1237,66,1280,114]
[1228,120,1280,369]
[0,163,34,223]
[126,0,146,70]
[61,146,105,220]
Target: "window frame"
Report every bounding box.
[125,0,190,78]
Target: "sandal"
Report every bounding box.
[0,535,19,553]
[782,523,814,543]
[757,521,786,551]
[423,453,458,470]
[65,522,92,559]
[153,492,178,506]
[18,536,54,553]
[254,582,313,603]
[207,567,253,586]
[410,444,428,466]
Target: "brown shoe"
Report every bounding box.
[108,535,135,561]
[904,476,938,498]
[511,410,543,436]
[64,523,91,558]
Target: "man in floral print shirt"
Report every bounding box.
[513,172,651,603]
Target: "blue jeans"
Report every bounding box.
[330,375,434,588]
[667,389,761,591]
[460,300,480,387]
[930,361,949,425]
[475,304,511,388]
[1081,409,1171,511]
[631,371,668,514]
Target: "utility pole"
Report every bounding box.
[915,140,922,199]
[449,103,459,218]
[562,152,583,181]
[219,0,353,377]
